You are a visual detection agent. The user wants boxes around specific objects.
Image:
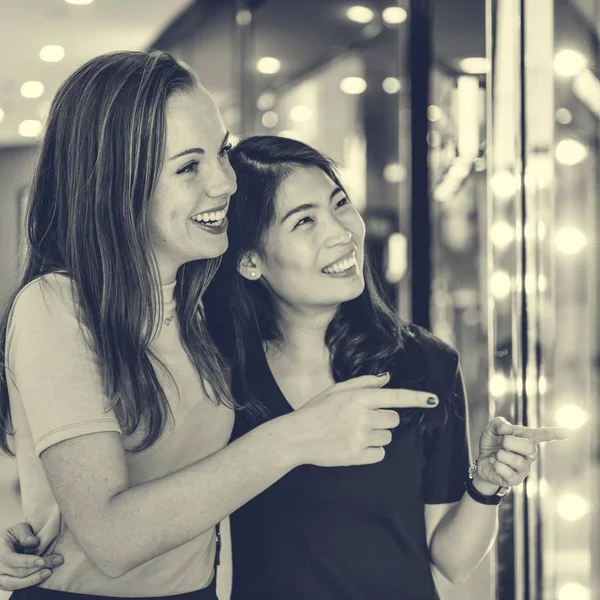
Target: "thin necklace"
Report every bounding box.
[163,315,174,326]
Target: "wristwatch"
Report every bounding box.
[465,460,510,506]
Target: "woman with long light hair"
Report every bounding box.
[0,52,427,599]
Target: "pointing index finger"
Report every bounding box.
[368,389,439,409]
[512,426,574,442]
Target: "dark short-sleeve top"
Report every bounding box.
[229,326,471,600]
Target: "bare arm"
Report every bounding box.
[426,489,499,584]
[40,379,438,578]
[426,420,572,583]
[41,417,295,578]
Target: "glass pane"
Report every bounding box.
[539,1,600,599]
[429,2,491,597]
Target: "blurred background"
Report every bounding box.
[0,1,598,599]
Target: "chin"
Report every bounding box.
[324,278,365,305]
[193,237,229,260]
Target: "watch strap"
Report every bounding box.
[466,459,509,506]
[465,476,508,505]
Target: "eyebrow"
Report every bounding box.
[280,186,345,224]
[169,131,230,161]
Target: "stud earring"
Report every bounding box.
[251,271,256,278]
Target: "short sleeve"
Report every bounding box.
[422,361,472,504]
[6,275,121,456]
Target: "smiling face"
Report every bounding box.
[240,166,366,311]
[148,85,237,283]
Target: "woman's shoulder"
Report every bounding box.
[394,323,460,388]
[403,323,459,367]
[10,272,76,323]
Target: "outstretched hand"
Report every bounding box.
[474,417,574,489]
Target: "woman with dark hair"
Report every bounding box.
[201,136,573,599]
[0,54,432,599]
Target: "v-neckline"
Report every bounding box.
[255,346,296,415]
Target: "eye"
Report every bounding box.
[293,216,314,229]
[219,142,233,158]
[335,196,350,209]
[177,160,199,175]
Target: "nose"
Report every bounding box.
[205,160,237,199]
[323,214,353,248]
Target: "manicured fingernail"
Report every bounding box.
[52,556,64,567]
[35,558,45,567]
[41,569,51,577]
[25,536,37,543]
[427,396,438,406]
[490,456,496,464]
[377,372,390,378]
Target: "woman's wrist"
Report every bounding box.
[472,473,503,496]
[258,413,306,470]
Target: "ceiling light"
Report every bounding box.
[553,49,587,77]
[558,583,590,600]
[256,92,276,111]
[382,77,401,93]
[382,7,408,25]
[490,271,511,299]
[64,0,94,4]
[236,10,252,26]
[555,107,572,124]
[555,226,587,255]
[346,6,375,24]
[556,492,590,522]
[491,222,515,249]
[490,170,518,200]
[427,104,442,122]
[40,45,65,62]
[383,163,406,183]
[459,57,490,74]
[289,105,312,122]
[537,274,548,293]
[489,373,508,397]
[256,57,281,75]
[384,233,407,283]
[426,131,441,147]
[261,111,279,128]
[339,77,367,95]
[19,119,43,138]
[555,138,588,165]
[0,108,4,124]
[21,81,45,98]
[556,404,589,430]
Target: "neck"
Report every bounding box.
[155,256,180,286]
[268,302,339,367]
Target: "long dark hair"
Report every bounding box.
[203,135,432,429]
[0,50,234,455]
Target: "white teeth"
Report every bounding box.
[322,252,357,274]
[192,208,227,224]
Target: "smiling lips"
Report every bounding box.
[190,204,229,234]
[191,205,228,225]
[321,250,358,275]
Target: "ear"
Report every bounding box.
[238,252,262,281]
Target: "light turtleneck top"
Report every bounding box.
[5,272,235,596]
[160,278,177,327]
